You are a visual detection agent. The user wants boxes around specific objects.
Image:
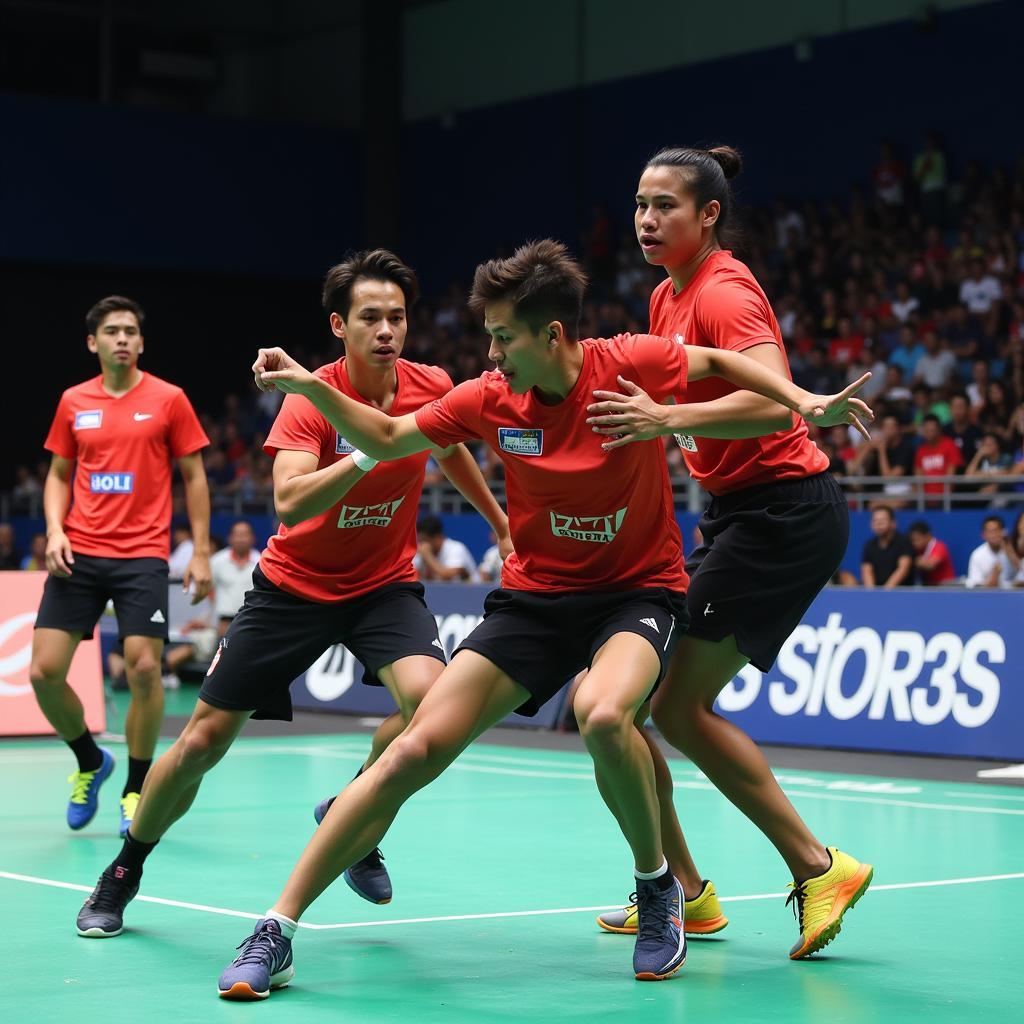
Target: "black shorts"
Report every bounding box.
[199,566,446,721]
[456,588,689,717]
[685,471,848,671]
[35,553,169,641]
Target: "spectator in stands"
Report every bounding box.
[913,330,957,389]
[890,281,920,324]
[888,325,925,381]
[978,381,1016,449]
[966,359,990,412]
[11,465,42,510]
[964,434,1014,501]
[852,414,915,507]
[908,521,956,585]
[914,414,964,503]
[478,530,503,583]
[965,516,1018,589]
[19,533,46,571]
[944,393,982,465]
[414,514,479,583]
[209,520,261,634]
[873,141,906,207]
[861,505,914,588]
[913,132,948,223]
[828,316,865,368]
[1012,511,1024,586]
[0,523,20,570]
[959,258,1002,317]
[168,523,194,579]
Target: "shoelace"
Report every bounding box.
[67,768,100,804]
[87,871,136,912]
[635,885,673,941]
[361,848,385,869]
[232,923,287,968]
[785,882,807,928]
[121,793,140,816]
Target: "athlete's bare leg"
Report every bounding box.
[272,651,525,921]
[128,699,250,843]
[122,635,165,762]
[29,628,87,739]
[573,634,666,874]
[652,634,829,882]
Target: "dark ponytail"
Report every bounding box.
[644,145,743,249]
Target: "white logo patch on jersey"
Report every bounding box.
[674,432,698,453]
[498,428,543,456]
[550,507,628,544]
[74,410,103,430]
[133,412,153,422]
[337,497,405,529]
[335,433,356,455]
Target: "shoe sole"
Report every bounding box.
[219,966,295,1000]
[635,955,686,982]
[343,870,392,906]
[789,864,874,960]
[598,915,729,936]
[77,924,123,938]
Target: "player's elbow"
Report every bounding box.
[274,493,300,528]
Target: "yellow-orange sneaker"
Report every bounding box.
[786,848,872,959]
[596,880,729,936]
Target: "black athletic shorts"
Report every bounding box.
[199,565,446,721]
[685,470,848,671]
[456,587,689,717]
[34,553,169,641]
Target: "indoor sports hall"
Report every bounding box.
[2,3,1022,1022]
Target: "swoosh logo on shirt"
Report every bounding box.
[133,413,153,421]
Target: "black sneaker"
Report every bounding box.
[314,795,393,905]
[76,866,140,938]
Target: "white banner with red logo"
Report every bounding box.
[0,571,105,736]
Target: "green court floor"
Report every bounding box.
[2,725,1022,1023]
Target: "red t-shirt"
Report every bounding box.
[260,358,452,603]
[918,537,955,585]
[914,437,963,495]
[648,250,828,495]
[415,334,688,593]
[44,373,208,560]
[828,333,865,366]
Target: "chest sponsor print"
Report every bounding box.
[336,433,357,455]
[75,410,103,430]
[550,506,628,543]
[498,428,543,456]
[337,496,405,529]
[90,472,134,494]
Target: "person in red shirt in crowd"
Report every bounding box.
[584,146,873,960]
[206,240,869,997]
[30,295,212,838]
[908,521,957,584]
[914,413,964,502]
[76,251,510,943]
[827,316,865,368]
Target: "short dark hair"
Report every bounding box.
[873,505,895,520]
[321,249,420,320]
[86,295,145,335]
[417,514,443,538]
[908,520,932,536]
[922,414,941,426]
[983,515,1004,530]
[469,239,588,338]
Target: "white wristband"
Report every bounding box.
[351,449,378,473]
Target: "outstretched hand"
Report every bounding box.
[252,348,317,396]
[798,372,875,440]
[586,376,665,451]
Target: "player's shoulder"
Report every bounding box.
[58,376,104,403]
[650,276,674,306]
[397,358,455,396]
[138,371,188,399]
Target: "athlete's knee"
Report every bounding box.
[125,662,162,696]
[29,656,66,691]
[176,719,235,773]
[379,727,453,787]
[575,699,633,747]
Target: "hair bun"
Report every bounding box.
[707,146,742,180]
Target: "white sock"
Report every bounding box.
[264,909,298,939]
[634,858,670,881]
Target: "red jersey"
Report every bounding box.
[44,373,208,560]
[914,437,963,495]
[918,537,955,585]
[260,358,452,603]
[648,250,828,495]
[415,334,688,593]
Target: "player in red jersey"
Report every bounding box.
[30,295,212,838]
[211,240,869,998]
[586,146,874,958]
[75,250,510,940]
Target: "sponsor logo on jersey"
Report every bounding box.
[550,506,628,543]
[90,472,134,494]
[133,412,153,422]
[337,496,405,529]
[674,432,698,453]
[335,433,356,455]
[74,410,103,430]
[498,427,543,456]
[673,333,686,346]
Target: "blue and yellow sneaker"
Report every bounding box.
[786,847,873,959]
[632,874,687,981]
[314,795,392,905]
[598,879,728,936]
[66,748,115,830]
[118,792,140,839]
[219,919,295,1000]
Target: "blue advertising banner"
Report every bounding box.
[714,589,1022,760]
[289,584,570,730]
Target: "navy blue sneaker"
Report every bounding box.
[632,874,687,981]
[66,748,115,830]
[314,795,393,905]
[76,865,139,937]
[219,918,295,1000]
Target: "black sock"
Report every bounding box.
[67,730,103,773]
[109,832,159,879]
[655,866,675,892]
[123,757,151,797]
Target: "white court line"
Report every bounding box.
[942,790,1024,802]
[2,870,1022,931]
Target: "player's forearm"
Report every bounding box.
[660,393,793,439]
[182,473,212,557]
[436,445,510,540]
[704,348,811,413]
[276,459,367,528]
[305,378,416,459]
[43,474,71,536]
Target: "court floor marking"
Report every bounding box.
[3,869,1022,931]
